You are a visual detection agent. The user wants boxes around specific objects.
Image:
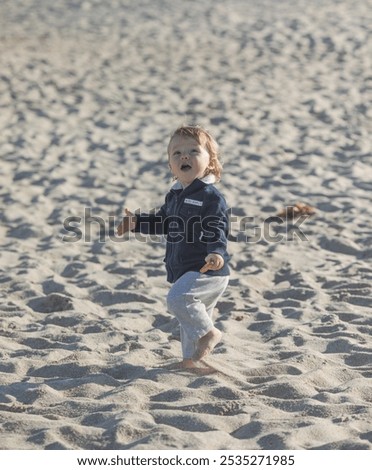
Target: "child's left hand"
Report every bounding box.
[200,253,224,273]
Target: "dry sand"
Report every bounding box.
[0,0,371,450]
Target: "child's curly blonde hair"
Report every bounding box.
[167,124,222,181]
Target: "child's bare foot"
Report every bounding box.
[165,359,197,370]
[192,327,222,362]
[165,359,217,375]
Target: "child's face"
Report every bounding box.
[168,135,210,188]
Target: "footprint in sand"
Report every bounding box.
[27,293,74,313]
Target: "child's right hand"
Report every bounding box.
[117,208,137,236]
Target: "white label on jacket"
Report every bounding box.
[184,198,203,207]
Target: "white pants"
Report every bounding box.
[166,271,229,359]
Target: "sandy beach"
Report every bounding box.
[0,0,371,450]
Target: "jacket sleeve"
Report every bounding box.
[133,198,169,235]
[201,195,229,256]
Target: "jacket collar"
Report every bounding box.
[171,174,216,191]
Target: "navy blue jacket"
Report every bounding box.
[134,178,230,283]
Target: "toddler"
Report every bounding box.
[117,125,230,369]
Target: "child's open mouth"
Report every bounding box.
[181,164,192,171]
